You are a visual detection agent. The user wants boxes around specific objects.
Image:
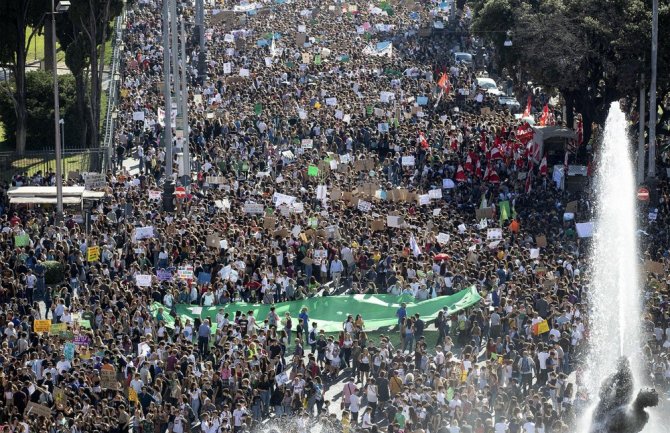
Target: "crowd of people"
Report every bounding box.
[1,0,670,432]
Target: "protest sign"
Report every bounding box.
[575,222,594,238]
[206,234,221,248]
[157,269,173,281]
[87,246,100,262]
[402,156,415,166]
[135,275,152,287]
[64,342,76,361]
[25,402,52,418]
[387,215,403,228]
[428,189,442,199]
[14,234,30,247]
[487,228,503,240]
[148,190,162,200]
[178,266,194,280]
[535,235,547,248]
[134,226,154,241]
[83,172,106,189]
[475,207,494,220]
[418,194,430,206]
[357,200,372,212]
[100,369,118,390]
[436,233,450,245]
[33,319,51,333]
[244,202,264,214]
[644,260,665,275]
[308,166,319,176]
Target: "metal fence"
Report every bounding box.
[0,148,107,181]
[100,5,126,171]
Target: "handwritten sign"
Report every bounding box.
[100,369,118,390]
[87,246,100,262]
[33,319,51,333]
[25,402,52,419]
[357,200,372,213]
[135,274,152,287]
[244,202,264,214]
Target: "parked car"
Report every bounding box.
[498,96,521,112]
[454,52,473,65]
[476,77,502,96]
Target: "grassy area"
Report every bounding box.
[1,153,91,181]
[26,27,65,64]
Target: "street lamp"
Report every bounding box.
[51,0,70,222]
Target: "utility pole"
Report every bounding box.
[637,73,646,184]
[648,0,658,179]
[162,0,174,211]
[181,20,190,186]
[170,0,181,124]
[196,0,206,80]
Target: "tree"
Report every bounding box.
[0,0,49,154]
[0,70,84,151]
[471,0,670,146]
[68,0,123,148]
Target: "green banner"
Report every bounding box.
[150,287,481,333]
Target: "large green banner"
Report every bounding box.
[150,286,481,333]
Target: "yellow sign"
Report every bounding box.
[33,319,51,333]
[128,387,139,403]
[87,246,100,262]
[49,323,66,336]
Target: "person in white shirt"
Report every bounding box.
[495,417,509,432]
[232,403,248,430]
[56,356,72,374]
[348,391,360,424]
[523,416,536,433]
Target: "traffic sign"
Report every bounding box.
[637,187,650,201]
[175,186,186,198]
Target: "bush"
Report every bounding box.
[44,260,65,285]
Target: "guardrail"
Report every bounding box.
[101,4,126,171]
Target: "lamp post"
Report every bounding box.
[648,0,658,179]
[51,0,70,222]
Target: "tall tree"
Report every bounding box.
[0,0,49,154]
[68,0,122,148]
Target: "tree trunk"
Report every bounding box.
[564,92,574,130]
[75,71,88,147]
[14,22,28,155]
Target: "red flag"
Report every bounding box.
[418,132,429,149]
[464,154,474,172]
[525,162,534,193]
[523,95,532,118]
[489,147,502,161]
[488,169,500,184]
[454,165,466,182]
[539,104,550,126]
[539,155,548,176]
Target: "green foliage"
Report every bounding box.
[44,260,65,285]
[0,70,86,150]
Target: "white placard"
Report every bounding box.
[148,190,162,201]
[316,185,328,201]
[239,68,250,77]
[135,274,152,287]
[487,228,503,240]
[442,178,456,189]
[402,156,415,166]
[380,91,395,103]
[458,224,466,234]
[357,200,372,212]
[325,97,337,106]
[418,194,430,206]
[223,62,232,74]
[529,248,540,259]
[298,25,307,33]
[343,114,351,123]
[301,139,313,149]
[133,111,145,121]
[243,202,264,214]
[335,110,344,119]
[428,189,442,199]
[272,192,297,207]
[387,215,402,228]
[329,160,338,170]
[433,208,441,216]
[576,222,594,238]
[134,226,154,241]
[436,233,450,245]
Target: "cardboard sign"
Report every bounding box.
[475,208,494,220]
[644,260,665,275]
[178,266,194,280]
[535,235,547,248]
[100,369,118,390]
[565,201,578,213]
[49,323,66,336]
[358,200,372,213]
[33,319,51,333]
[206,176,226,184]
[25,402,52,418]
[371,219,385,232]
[206,235,221,248]
[264,216,276,229]
[428,189,442,199]
[83,172,106,189]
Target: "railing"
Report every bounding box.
[0,148,108,182]
[101,3,126,171]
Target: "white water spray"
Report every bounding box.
[581,102,661,432]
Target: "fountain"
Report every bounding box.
[584,102,659,432]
